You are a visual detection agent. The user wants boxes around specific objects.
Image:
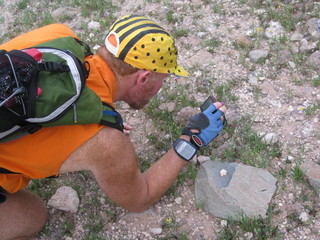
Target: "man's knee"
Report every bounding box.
[0,190,48,240]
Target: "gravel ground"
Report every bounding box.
[1,0,320,239]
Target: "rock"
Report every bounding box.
[278,49,291,64]
[188,49,214,66]
[248,71,259,85]
[300,161,320,196]
[262,133,279,144]
[290,32,304,42]
[51,7,79,19]
[69,18,82,30]
[197,155,211,164]
[299,212,310,222]
[88,21,101,31]
[211,140,233,158]
[265,21,285,39]
[306,51,320,70]
[306,18,320,40]
[195,161,277,219]
[235,35,251,49]
[249,49,269,63]
[159,102,176,112]
[48,186,80,213]
[176,106,198,124]
[150,228,162,235]
[300,38,317,53]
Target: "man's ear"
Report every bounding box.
[135,70,152,86]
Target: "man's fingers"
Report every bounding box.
[219,105,227,113]
[123,122,133,135]
[213,102,227,113]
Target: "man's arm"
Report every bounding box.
[89,127,188,212]
[61,102,226,212]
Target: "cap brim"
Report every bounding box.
[172,65,189,77]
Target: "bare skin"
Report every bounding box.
[0,69,226,239]
[0,190,48,240]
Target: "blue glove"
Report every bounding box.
[182,104,224,149]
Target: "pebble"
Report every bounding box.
[175,197,183,204]
[150,228,162,235]
[299,212,310,222]
[221,220,228,227]
[262,133,279,144]
[244,232,253,239]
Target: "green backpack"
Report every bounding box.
[0,36,124,143]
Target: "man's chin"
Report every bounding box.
[128,102,147,110]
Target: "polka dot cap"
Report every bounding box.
[105,15,189,77]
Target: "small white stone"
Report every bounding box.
[175,197,183,204]
[221,219,228,227]
[220,169,228,177]
[288,156,294,161]
[262,133,279,144]
[93,45,100,51]
[150,228,162,235]
[288,106,294,112]
[288,61,296,68]
[288,193,294,200]
[244,232,253,239]
[299,212,309,222]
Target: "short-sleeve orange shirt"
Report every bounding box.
[0,24,116,193]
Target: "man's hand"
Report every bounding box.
[123,122,133,135]
[182,102,226,149]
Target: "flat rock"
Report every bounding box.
[195,161,277,219]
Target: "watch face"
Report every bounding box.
[175,139,197,161]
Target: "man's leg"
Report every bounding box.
[0,190,48,240]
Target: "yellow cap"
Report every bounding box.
[105,15,189,77]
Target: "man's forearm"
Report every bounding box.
[140,136,190,209]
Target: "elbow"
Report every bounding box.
[122,199,153,213]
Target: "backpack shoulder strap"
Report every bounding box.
[100,102,124,132]
[76,39,93,57]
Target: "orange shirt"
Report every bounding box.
[0,24,116,193]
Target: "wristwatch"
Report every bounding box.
[173,139,197,161]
